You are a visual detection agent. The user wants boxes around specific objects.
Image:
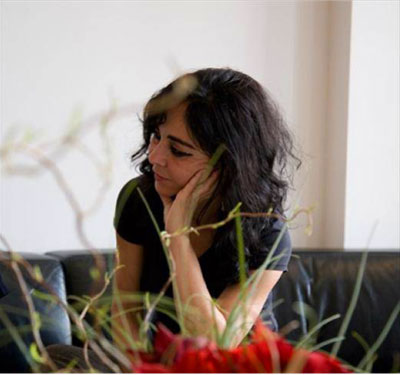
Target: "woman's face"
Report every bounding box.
[148,102,210,198]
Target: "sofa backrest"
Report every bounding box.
[46,248,399,372]
[1,249,399,373]
[273,250,400,372]
[45,249,116,347]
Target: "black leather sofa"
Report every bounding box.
[0,249,399,373]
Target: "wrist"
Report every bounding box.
[168,234,193,255]
[170,233,191,246]
[165,221,191,236]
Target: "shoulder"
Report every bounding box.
[115,175,159,215]
[114,176,143,228]
[113,175,163,243]
[261,218,291,251]
[248,217,292,272]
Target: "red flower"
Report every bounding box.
[131,321,351,373]
[304,351,351,373]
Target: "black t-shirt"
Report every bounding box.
[114,176,292,335]
[0,273,8,298]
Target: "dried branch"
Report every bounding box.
[0,235,58,371]
[0,234,128,372]
[160,204,314,244]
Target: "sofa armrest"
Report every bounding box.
[0,251,71,372]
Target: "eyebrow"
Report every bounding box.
[167,135,196,150]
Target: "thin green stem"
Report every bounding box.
[221,223,289,347]
[296,313,341,349]
[235,213,246,288]
[357,302,400,370]
[137,187,185,334]
[309,336,345,352]
[331,251,368,357]
[0,308,39,372]
[351,331,370,354]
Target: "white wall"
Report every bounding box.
[1,1,303,252]
[0,1,398,253]
[345,1,400,249]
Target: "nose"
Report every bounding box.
[148,140,167,167]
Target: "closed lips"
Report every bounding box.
[154,172,168,179]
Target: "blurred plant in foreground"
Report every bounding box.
[130,321,350,373]
[1,97,398,373]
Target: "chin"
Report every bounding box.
[154,180,179,198]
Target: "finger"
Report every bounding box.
[194,167,217,189]
[193,170,219,200]
[198,166,215,185]
[179,168,218,203]
[180,169,206,197]
[194,170,219,201]
[192,173,218,207]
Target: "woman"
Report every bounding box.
[112,67,300,353]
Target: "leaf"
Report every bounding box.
[11,252,22,262]
[357,302,400,370]
[89,267,100,281]
[331,251,369,357]
[351,331,370,354]
[296,313,341,349]
[29,343,45,364]
[22,128,36,144]
[304,224,313,236]
[32,289,59,309]
[33,265,43,282]
[293,302,319,348]
[66,105,84,139]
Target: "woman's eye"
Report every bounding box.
[150,129,191,158]
[170,146,191,158]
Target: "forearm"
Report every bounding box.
[111,301,146,373]
[111,300,141,350]
[168,235,227,338]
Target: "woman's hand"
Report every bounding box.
[158,168,219,235]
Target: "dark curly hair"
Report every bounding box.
[131,68,301,272]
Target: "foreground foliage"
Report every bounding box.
[131,321,351,373]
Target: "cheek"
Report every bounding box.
[169,167,193,188]
[173,161,209,187]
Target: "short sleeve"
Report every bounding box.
[113,177,152,244]
[247,219,292,272]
